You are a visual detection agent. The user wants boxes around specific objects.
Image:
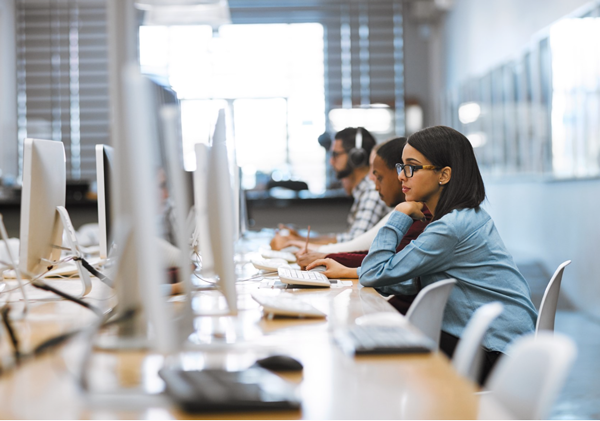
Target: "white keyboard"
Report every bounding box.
[251,257,289,271]
[260,249,297,263]
[251,292,326,318]
[277,267,330,288]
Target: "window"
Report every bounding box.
[445,9,600,179]
[139,23,327,193]
[15,0,109,181]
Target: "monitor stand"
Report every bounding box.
[56,206,93,297]
[92,222,150,351]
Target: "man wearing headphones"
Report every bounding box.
[271,127,389,249]
[330,127,389,242]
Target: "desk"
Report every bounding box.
[0,260,479,419]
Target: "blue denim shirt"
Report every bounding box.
[357,207,538,353]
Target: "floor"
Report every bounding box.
[517,261,600,420]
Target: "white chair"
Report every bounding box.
[452,302,503,384]
[478,332,577,420]
[405,278,456,348]
[536,260,571,335]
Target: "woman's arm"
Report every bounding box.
[306,258,358,279]
[358,211,458,289]
[317,211,392,253]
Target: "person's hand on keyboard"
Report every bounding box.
[306,258,358,279]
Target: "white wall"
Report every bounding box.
[437,0,600,319]
[443,0,593,87]
[0,0,18,181]
[483,178,600,320]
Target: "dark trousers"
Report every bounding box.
[439,330,503,386]
[388,294,503,386]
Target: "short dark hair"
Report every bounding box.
[376,137,407,169]
[406,126,485,221]
[334,127,376,160]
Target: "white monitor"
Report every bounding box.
[19,138,92,298]
[103,64,193,353]
[95,144,114,260]
[19,138,66,277]
[193,143,214,275]
[205,109,237,315]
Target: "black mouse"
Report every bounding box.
[254,355,303,372]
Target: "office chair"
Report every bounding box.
[478,332,576,420]
[405,278,456,348]
[536,260,571,335]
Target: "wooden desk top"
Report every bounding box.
[0,263,480,419]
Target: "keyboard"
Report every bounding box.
[334,325,435,355]
[159,367,301,413]
[277,267,330,287]
[260,249,297,263]
[251,292,326,318]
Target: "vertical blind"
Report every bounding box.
[16,0,110,181]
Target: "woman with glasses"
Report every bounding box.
[359,125,537,384]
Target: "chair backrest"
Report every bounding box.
[536,260,571,335]
[452,302,503,383]
[405,278,456,348]
[480,332,577,420]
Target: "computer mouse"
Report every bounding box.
[355,312,408,326]
[308,265,327,273]
[254,355,303,372]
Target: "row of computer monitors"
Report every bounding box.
[17,70,243,351]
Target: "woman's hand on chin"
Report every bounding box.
[395,201,427,222]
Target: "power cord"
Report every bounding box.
[74,257,113,287]
[30,280,104,317]
[1,304,22,364]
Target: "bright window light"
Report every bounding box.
[466,132,487,148]
[405,104,424,134]
[139,23,326,192]
[550,18,600,178]
[328,107,393,133]
[458,102,481,124]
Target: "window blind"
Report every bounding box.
[228,0,405,135]
[16,0,109,181]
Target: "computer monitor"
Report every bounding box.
[205,109,237,315]
[103,64,193,353]
[193,143,214,275]
[19,138,92,298]
[19,138,66,278]
[95,144,114,260]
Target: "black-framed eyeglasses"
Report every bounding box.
[331,150,347,159]
[395,163,441,178]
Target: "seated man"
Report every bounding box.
[271,127,389,249]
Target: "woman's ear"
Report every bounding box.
[439,166,452,185]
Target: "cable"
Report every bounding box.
[193,272,218,285]
[75,257,113,287]
[31,280,103,317]
[33,330,80,357]
[1,305,22,363]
